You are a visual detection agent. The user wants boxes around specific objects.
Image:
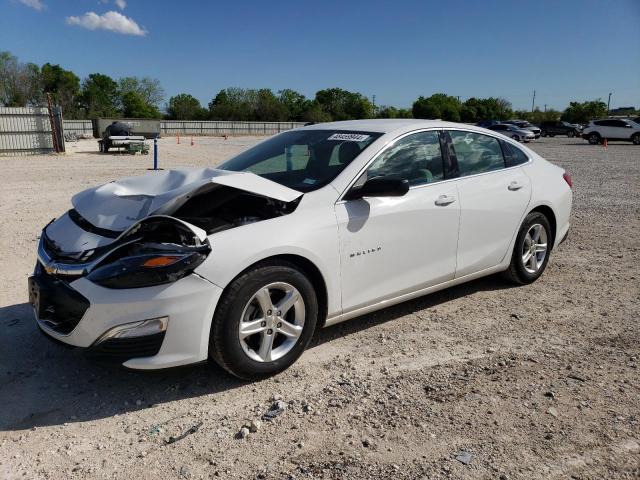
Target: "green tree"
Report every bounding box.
[118,76,164,110]
[0,51,43,106]
[376,105,411,118]
[278,89,310,121]
[209,87,290,121]
[255,88,288,121]
[463,97,512,121]
[301,101,332,123]
[561,100,607,124]
[314,88,374,121]
[166,93,206,119]
[121,91,161,118]
[412,93,460,121]
[41,63,80,117]
[80,73,119,118]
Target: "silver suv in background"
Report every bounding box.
[581,119,640,145]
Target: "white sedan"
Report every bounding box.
[30,120,572,379]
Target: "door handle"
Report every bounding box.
[435,194,456,206]
[508,181,523,191]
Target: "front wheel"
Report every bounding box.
[567,130,575,138]
[511,134,521,142]
[588,132,601,145]
[209,261,318,380]
[503,212,552,285]
[541,130,548,137]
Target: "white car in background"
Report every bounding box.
[30,120,572,379]
[582,118,640,145]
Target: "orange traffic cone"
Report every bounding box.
[177,135,180,144]
[603,138,608,148]
[190,137,194,146]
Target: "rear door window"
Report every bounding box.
[448,131,505,177]
[501,140,529,167]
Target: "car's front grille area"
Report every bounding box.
[28,264,90,335]
[85,332,165,363]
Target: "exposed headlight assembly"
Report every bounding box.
[87,251,207,289]
[86,216,211,289]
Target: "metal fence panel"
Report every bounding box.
[0,107,58,156]
[161,121,306,136]
[63,120,93,136]
[61,120,305,138]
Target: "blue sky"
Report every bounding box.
[1,0,639,111]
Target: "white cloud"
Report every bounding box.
[66,11,146,36]
[115,0,127,9]
[17,0,45,11]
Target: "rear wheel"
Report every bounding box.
[588,132,601,145]
[209,261,318,380]
[503,212,552,285]
[567,130,575,138]
[632,133,640,145]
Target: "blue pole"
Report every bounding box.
[153,136,158,170]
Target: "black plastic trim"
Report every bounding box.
[85,332,165,364]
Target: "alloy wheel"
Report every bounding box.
[522,224,548,274]
[238,282,305,362]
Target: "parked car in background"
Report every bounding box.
[29,119,572,379]
[633,117,640,125]
[487,123,536,142]
[504,120,541,138]
[476,120,501,128]
[539,121,581,138]
[581,119,640,145]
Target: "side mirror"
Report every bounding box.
[344,176,409,200]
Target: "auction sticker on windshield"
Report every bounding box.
[328,133,371,142]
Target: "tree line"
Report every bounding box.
[1,50,630,125]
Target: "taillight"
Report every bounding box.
[563,172,573,189]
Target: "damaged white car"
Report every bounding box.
[30,120,572,379]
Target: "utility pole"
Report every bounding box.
[531,90,536,112]
[544,104,547,112]
[372,94,376,117]
[607,92,612,116]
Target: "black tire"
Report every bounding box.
[587,132,601,145]
[503,212,552,285]
[632,133,640,145]
[540,130,548,137]
[567,130,575,138]
[511,134,520,142]
[209,260,318,380]
[549,133,556,137]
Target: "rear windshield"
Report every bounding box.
[219,130,383,192]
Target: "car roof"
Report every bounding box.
[298,119,486,135]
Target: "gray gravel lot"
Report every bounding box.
[0,136,638,479]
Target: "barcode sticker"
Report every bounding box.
[328,133,371,142]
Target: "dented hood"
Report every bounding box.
[71,168,302,231]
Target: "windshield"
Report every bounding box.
[219,129,383,192]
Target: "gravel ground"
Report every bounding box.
[0,136,638,479]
